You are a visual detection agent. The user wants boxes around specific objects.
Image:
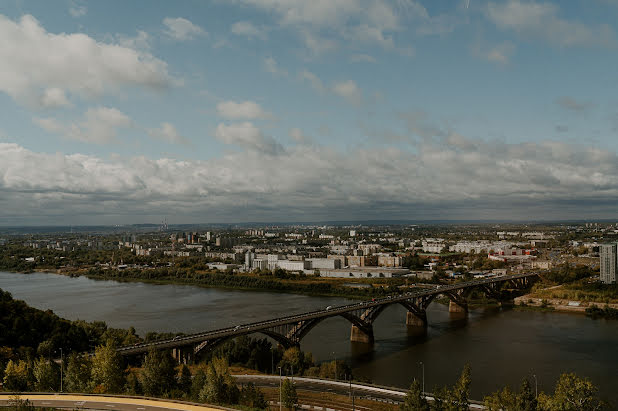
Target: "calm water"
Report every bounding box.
[1,271,616,404]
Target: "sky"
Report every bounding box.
[0,0,618,225]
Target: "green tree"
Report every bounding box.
[3,360,30,391]
[91,341,125,393]
[401,379,429,411]
[65,353,92,393]
[199,358,239,405]
[178,364,192,394]
[516,378,537,411]
[449,364,472,410]
[281,378,298,410]
[191,368,207,401]
[125,372,142,395]
[484,387,517,410]
[239,382,268,410]
[140,348,177,397]
[539,372,604,410]
[32,357,60,392]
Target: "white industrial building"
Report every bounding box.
[600,243,617,284]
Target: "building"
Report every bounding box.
[308,258,341,270]
[376,254,403,267]
[600,243,617,284]
[276,260,310,272]
[421,239,444,253]
[319,267,409,278]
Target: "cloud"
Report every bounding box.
[116,30,151,51]
[40,87,72,108]
[473,41,515,65]
[69,2,87,17]
[3,133,618,224]
[349,54,376,63]
[0,14,173,107]
[486,0,616,48]
[299,70,325,93]
[238,0,410,54]
[163,17,206,41]
[263,56,288,76]
[215,122,283,154]
[147,122,188,144]
[289,128,313,145]
[34,106,132,144]
[556,96,596,112]
[217,100,272,120]
[332,80,362,105]
[231,21,267,39]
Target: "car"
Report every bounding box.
[325,306,332,310]
[233,325,241,331]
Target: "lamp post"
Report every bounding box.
[60,348,63,393]
[419,362,425,398]
[278,366,282,411]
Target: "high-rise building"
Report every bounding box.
[600,243,617,284]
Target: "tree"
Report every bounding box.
[140,348,177,397]
[401,379,429,411]
[199,358,239,405]
[178,364,192,394]
[239,382,268,410]
[484,387,517,411]
[281,378,298,410]
[449,364,472,410]
[191,368,207,401]
[65,353,92,393]
[539,372,604,410]
[516,378,537,411]
[32,357,60,392]
[125,372,142,395]
[3,360,30,391]
[91,341,125,393]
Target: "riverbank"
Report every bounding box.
[21,266,412,300]
[514,295,618,314]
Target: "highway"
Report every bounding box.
[116,273,538,355]
[0,394,229,411]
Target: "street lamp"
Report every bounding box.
[60,348,63,393]
[278,366,282,411]
[419,362,425,398]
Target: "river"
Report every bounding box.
[1,271,616,405]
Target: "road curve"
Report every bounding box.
[0,393,230,411]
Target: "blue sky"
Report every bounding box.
[1,0,618,225]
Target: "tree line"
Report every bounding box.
[401,365,607,410]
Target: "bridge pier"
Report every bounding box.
[406,311,427,327]
[449,300,468,313]
[350,325,374,344]
[172,346,194,364]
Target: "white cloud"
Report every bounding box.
[473,41,515,65]
[163,17,206,41]
[263,56,287,76]
[0,14,173,107]
[34,106,132,144]
[332,80,362,105]
[486,0,616,47]
[116,30,151,51]
[40,87,72,108]
[217,100,272,120]
[289,127,313,145]
[299,70,325,93]
[215,122,283,155]
[69,3,87,17]
[239,0,408,53]
[231,21,266,39]
[350,54,376,63]
[147,122,188,144]
[2,134,618,224]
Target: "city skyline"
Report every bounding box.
[1,0,618,225]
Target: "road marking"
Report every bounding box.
[105,404,116,407]
[137,408,146,410]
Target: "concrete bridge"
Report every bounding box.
[116,273,538,362]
